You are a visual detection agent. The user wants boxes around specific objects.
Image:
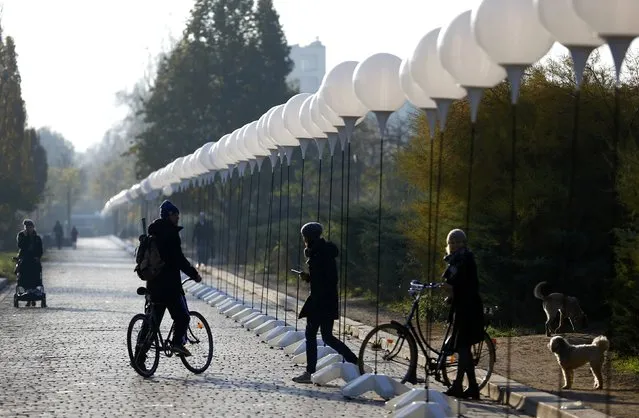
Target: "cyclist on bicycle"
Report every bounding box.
[292,222,358,384]
[441,228,484,400]
[144,200,202,358]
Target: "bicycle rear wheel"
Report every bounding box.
[127,313,160,377]
[180,311,213,374]
[358,323,418,384]
[440,331,496,390]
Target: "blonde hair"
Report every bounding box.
[445,229,467,255]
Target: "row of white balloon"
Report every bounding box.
[102,0,639,218]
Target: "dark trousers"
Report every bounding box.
[305,318,358,374]
[196,244,208,265]
[454,344,477,388]
[152,294,191,345]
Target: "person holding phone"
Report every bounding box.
[292,222,358,384]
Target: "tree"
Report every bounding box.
[83,126,137,207]
[16,128,48,211]
[252,0,294,114]
[0,35,27,201]
[131,0,294,177]
[37,127,75,168]
[0,29,46,248]
[396,53,639,354]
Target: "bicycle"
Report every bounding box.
[357,280,496,390]
[127,279,214,377]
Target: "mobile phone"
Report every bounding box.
[290,269,303,274]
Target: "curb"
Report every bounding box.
[108,235,610,418]
[481,374,610,418]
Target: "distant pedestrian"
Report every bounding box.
[192,212,212,267]
[53,221,63,249]
[71,226,79,249]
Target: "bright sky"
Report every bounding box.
[0,0,632,152]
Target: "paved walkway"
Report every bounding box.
[0,237,530,417]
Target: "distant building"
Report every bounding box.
[287,38,326,94]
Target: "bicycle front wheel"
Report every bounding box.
[127,313,160,377]
[180,311,213,374]
[358,323,418,384]
[441,331,496,390]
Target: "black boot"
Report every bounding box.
[444,382,464,398]
[463,384,480,400]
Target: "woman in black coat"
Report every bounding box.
[16,219,44,295]
[441,228,485,399]
[292,222,358,384]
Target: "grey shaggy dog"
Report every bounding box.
[548,335,609,390]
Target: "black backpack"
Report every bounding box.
[134,219,165,281]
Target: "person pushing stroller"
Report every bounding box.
[16,219,44,306]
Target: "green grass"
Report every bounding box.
[0,252,17,282]
[486,325,537,338]
[612,355,639,375]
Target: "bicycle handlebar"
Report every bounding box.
[409,280,444,293]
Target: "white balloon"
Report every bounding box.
[210,135,236,168]
[313,93,343,127]
[171,158,187,181]
[572,0,639,80]
[236,124,256,160]
[300,96,327,138]
[227,129,250,161]
[438,10,506,88]
[399,58,436,109]
[267,105,300,147]
[319,61,369,118]
[410,28,467,100]
[572,0,639,37]
[283,93,313,138]
[185,152,207,177]
[243,121,271,156]
[195,142,217,171]
[182,154,201,178]
[472,0,555,66]
[353,53,406,112]
[310,95,339,133]
[257,107,280,150]
[140,178,153,195]
[148,170,162,190]
[535,0,603,47]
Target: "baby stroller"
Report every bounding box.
[12,256,47,308]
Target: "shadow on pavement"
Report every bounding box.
[145,374,385,407]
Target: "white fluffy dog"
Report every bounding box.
[548,335,610,390]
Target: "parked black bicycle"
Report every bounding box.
[358,280,496,390]
[127,279,214,377]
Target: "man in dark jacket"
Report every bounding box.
[17,219,44,306]
[292,222,358,384]
[146,200,202,357]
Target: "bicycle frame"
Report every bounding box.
[396,289,452,376]
[142,296,177,357]
[406,286,491,379]
[139,278,194,355]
